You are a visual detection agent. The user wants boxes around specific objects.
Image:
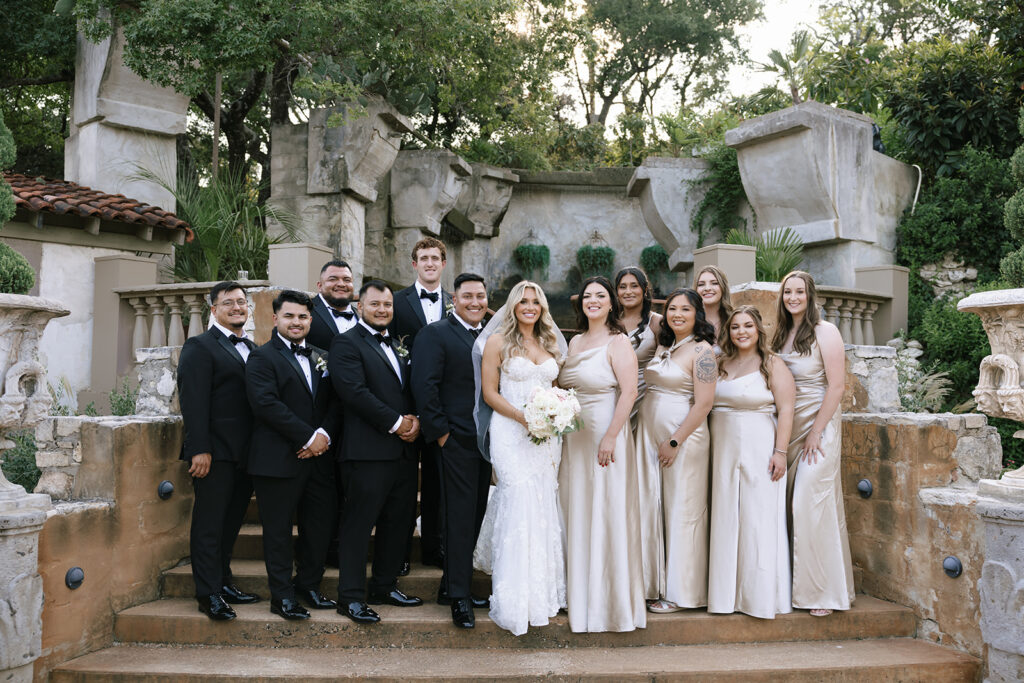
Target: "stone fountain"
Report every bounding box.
[0,293,69,683]
[957,289,1024,683]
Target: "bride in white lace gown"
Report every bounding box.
[473,281,567,636]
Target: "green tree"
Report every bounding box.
[758,30,818,104]
[0,110,16,225]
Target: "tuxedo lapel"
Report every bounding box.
[213,330,246,366]
[404,287,428,328]
[448,315,475,352]
[313,298,336,334]
[442,289,453,315]
[359,327,402,385]
[274,335,313,395]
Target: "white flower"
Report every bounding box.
[523,386,583,444]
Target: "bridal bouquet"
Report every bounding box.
[523,386,582,445]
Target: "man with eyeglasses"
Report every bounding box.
[177,281,261,621]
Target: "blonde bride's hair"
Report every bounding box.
[499,281,562,363]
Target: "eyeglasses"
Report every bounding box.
[214,298,248,308]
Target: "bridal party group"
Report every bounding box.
[175,234,853,639]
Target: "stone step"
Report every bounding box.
[51,639,980,682]
[233,524,423,562]
[113,596,915,650]
[162,559,488,600]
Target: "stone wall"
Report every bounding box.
[842,412,1003,658]
[33,417,190,679]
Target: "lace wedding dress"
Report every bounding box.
[473,355,566,635]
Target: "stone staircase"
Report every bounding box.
[50,499,981,682]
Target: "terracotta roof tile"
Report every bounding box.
[3,172,193,241]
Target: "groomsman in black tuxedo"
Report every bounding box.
[331,280,424,624]
[389,236,452,572]
[411,272,492,628]
[177,281,261,621]
[246,290,341,620]
[307,260,359,350]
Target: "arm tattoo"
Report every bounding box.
[695,347,717,383]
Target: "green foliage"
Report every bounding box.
[108,379,139,417]
[640,244,669,275]
[916,293,990,409]
[689,145,747,248]
[547,122,609,171]
[989,416,1024,472]
[0,242,35,295]
[135,168,301,282]
[512,244,550,280]
[1001,108,1024,286]
[1,431,39,492]
[0,109,15,225]
[883,37,1020,177]
[758,30,819,104]
[897,146,1015,287]
[576,245,615,281]
[724,227,803,281]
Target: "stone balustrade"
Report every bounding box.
[816,286,888,346]
[113,280,269,350]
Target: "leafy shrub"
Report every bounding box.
[989,417,1024,473]
[689,144,747,248]
[0,110,15,225]
[0,242,34,294]
[109,379,139,416]
[1,430,39,492]
[1000,108,1024,286]
[512,244,550,280]
[916,293,989,406]
[639,244,669,276]
[724,227,803,282]
[576,246,615,281]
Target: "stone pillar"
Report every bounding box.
[64,30,188,209]
[268,98,413,279]
[692,243,756,286]
[268,243,334,292]
[724,101,917,287]
[856,265,909,342]
[626,157,712,272]
[134,346,181,417]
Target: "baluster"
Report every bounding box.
[129,297,149,351]
[182,294,206,338]
[824,297,841,327]
[165,295,186,346]
[837,299,854,344]
[863,302,878,346]
[146,296,167,347]
[851,299,866,346]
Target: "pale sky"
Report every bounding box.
[728,0,817,98]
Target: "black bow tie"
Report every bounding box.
[228,334,252,348]
[332,308,355,320]
[469,328,481,339]
[373,333,391,346]
[419,289,439,303]
[290,343,312,358]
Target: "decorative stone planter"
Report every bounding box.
[0,293,68,683]
[957,288,1024,683]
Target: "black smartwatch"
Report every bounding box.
[669,438,679,448]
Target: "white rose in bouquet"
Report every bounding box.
[523,386,583,445]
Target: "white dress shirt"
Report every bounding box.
[415,280,444,324]
[357,319,405,434]
[452,312,482,334]
[212,321,251,362]
[319,294,358,334]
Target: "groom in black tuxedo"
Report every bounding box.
[330,280,424,624]
[246,290,341,620]
[411,272,492,628]
[177,281,260,620]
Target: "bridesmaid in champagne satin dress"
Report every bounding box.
[634,289,717,612]
[693,265,733,354]
[708,306,794,619]
[615,267,663,602]
[772,272,855,615]
[559,276,646,633]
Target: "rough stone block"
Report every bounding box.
[54,417,81,438]
[34,419,53,444]
[34,451,70,468]
[34,470,72,501]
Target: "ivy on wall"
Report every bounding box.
[513,244,550,280]
[576,245,615,281]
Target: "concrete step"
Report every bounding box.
[162,559,489,600]
[50,639,981,682]
[233,524,423,562]
[113,596,915,650]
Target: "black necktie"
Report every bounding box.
[469,328,481,339]
[291,343,312,358]
[332,308,354,320]
[419,289,439,303]
[373,333,390,346]
[228,334,253,349]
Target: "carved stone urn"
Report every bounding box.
[957,288,1024,683]
[0,293,68,683]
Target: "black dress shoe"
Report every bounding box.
[339,601,380,624]
[296,589,337,610]
[197,594,236,621]
[270,598,310,620]
[221,583,260,604]
[398,561,411,577]
[451,598,475,629]
[367,587,423,607]
[437,588,489,609]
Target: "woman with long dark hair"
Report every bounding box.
[615,267,663,424]
[708,306,794,619]
[635,289,717,612]
[771,271,854,617]
[558,276,645,632]
[693,265,733,351]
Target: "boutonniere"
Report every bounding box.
[444,301,454,317]
[394,335,410,359]
[315,354,328,373]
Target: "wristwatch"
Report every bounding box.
[669,439,679,448]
